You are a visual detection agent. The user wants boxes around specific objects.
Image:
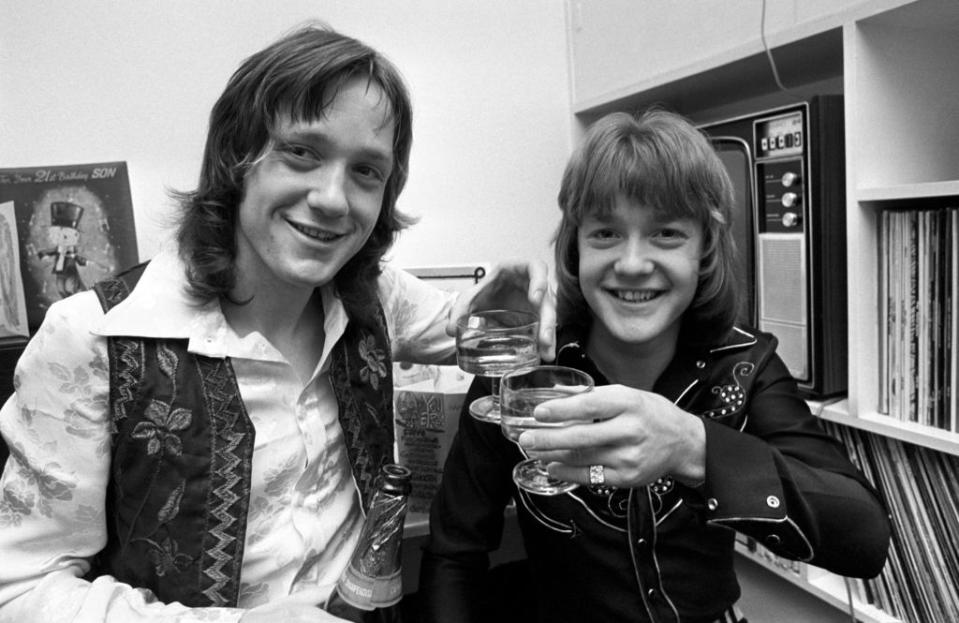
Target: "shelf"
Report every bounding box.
[572,28,844,121]
[856,180,959,204]
[403,511,430,539]
[817,399,959,457]
[735,542,900,623]
[567,0,914,120]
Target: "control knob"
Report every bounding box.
[781,172,800,187]
[781,211,801,228]
[781,192,799,209]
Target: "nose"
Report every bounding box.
[306,165,349,217]
[614,238,655,275]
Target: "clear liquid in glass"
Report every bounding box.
[456,334,538,378]
[500,387,569,442]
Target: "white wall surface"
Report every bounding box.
[0,0,573,269]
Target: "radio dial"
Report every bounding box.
[781,192,800,209]
[781,172,800,187]
[781,211,801,228]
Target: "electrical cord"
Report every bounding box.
[760,0,790,93]
[759,0,804,103]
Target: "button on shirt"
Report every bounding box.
[0,246,457,622]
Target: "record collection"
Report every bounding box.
[877,206,958,431]
[826,421,959,623]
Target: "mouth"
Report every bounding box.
[288,219,344,243]
[607,288,662,303]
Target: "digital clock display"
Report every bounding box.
[756,111,804,158]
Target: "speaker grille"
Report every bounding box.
[758,234,809,381]
[758,234,806,323]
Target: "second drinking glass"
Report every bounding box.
[500,365,595,495]
[455,309,540,424]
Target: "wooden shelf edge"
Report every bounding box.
[403,511,430,539]
[735,543,901,623]
[856,180,959,203]
[817,400,959,456]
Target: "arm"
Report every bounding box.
[520,352,890,579]
[700,356,890,579]
[380,259,556,365]
[379,265,458,364]
[0,294,245,623]
[418,377,517,623]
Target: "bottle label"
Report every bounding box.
[335,564,403,610]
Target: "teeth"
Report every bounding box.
[291,221,340,241]
[614,290,657,302]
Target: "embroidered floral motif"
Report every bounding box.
[651,475,675,496]
[157,482,185,524]
[131,344,193,457]
[134,535,193,577]
[132,401,192,456]
[358,333,388,390]
[702,361,754,419]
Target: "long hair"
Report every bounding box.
[554,109,741,346]
[172,24,414,311]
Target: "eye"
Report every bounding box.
[582,225,621,247]
[275,142,320,166]
[653,223,694,246]
[353,163,386,185]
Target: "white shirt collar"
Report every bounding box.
[91,245,348,370]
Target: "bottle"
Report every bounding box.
[325,463,412,622]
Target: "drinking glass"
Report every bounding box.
[500,365,594,495]
[455,309,540,423]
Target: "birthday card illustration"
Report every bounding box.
[0,162,138,332]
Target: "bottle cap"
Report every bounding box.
[379,463,412,496]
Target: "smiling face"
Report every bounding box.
[578,193,704,356]
[232,77,395,299]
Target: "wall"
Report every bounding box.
[0,0,573,269]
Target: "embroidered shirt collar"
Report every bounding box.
[91,245,347,366]
[553,323,759,401]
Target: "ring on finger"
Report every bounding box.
[588,464,606,486]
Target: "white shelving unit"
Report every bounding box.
[735,540,898,623]
[844,0,959,434]
[819,400,959,457]
[565,1,959,621]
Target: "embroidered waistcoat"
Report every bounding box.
[86,263,395,607]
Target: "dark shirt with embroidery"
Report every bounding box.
[419,325,891,623]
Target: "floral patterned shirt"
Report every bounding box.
[0,247,456,622]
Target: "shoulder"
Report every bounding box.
[22,291,106,360]
[696,325,783,388]
[14,291,110,417]
[35,289,107,335]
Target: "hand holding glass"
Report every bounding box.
[500,365,594,495]
[455,310,539,423]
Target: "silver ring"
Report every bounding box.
[588,464,606,486]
